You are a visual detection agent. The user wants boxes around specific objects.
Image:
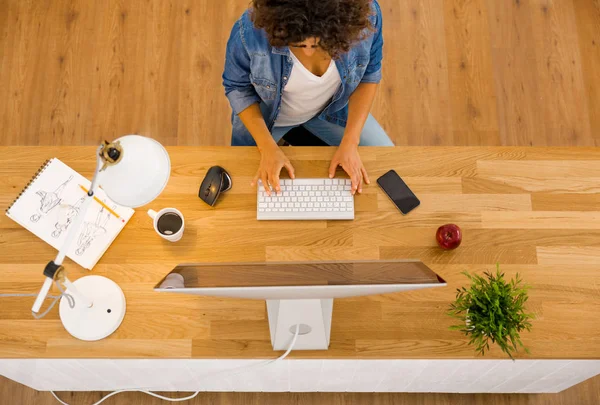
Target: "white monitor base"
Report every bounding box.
[267,299,333,350]
[59,275,126,341]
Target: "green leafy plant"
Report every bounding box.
[448,264,533,359]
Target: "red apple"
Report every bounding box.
[436,224,462,250]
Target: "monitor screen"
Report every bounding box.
[155,260,446,289]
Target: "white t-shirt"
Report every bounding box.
[274,51,342,127]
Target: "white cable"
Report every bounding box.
[0,280,75,320]
[274,323,300,362]
[50,324,301,405]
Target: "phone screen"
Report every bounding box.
[376,170,420,214]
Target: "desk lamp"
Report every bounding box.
[31,135,170,341]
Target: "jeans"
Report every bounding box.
[231,114,394,146]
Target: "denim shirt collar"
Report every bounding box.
[271,46,289,56]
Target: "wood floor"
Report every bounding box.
[1,0,599,403]
[0,0,599,146]
[1,375,600,405]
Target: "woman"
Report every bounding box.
[222,0,392,196]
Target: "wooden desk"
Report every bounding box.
[1,147,599,393]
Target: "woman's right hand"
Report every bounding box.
[251,144,295,196]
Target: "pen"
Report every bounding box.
[79,184,122,220]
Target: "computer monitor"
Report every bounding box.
[154,260,447,350]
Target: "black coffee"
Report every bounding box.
[157,212,183,235]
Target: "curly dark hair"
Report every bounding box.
[251,0,374,58]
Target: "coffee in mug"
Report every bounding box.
[157,212,183,235]
[148,208,185,242]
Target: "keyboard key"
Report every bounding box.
[290,191,296,197]
[293,179,324,185]
[308,202,314,207]
[302,191,308,196]
[301,203,307,208]
[334,202,340,207]
[309,191,315,196]
[344,185,351,191]
[293,208,299,212]
[275,203,281,208]
[317,197,323,202]
[294,203,300,208]
[318,185,325,191]
[335,191,341,196]
[325,179,333,185]
[316,191,322,196]
[293,186,298,191]
[343,196,352,201]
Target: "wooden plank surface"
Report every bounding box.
[1,0,598,146]
[0,146,599,360]
[573,0,600,146]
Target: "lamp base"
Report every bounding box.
[59,275,126,341]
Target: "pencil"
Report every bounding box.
[79,184,121,219]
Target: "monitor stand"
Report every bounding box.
[267,299,333,350]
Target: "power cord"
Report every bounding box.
[0,280,75,319]
[50,324,301,405]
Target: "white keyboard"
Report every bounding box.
[257,178,354,220]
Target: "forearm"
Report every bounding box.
[343,82,378,145]
[237,103,277,152]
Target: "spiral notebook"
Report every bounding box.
[5,158,134,270]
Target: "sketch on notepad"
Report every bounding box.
[30,175,73,222]
[75,202,114,256]
[51,196,86,238]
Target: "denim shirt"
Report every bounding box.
[222,0,383,142]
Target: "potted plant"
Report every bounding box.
[448,264,533,359]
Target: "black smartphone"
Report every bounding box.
[376,170,420,214]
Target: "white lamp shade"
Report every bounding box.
[100,135,170,208]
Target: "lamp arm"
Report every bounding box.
[53,190,96,266]
[56,147,104,266]
[31,149,104,313]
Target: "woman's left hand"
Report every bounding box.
[328,139,370,194]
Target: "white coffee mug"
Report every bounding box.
[147,208,185,242]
